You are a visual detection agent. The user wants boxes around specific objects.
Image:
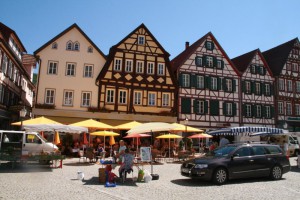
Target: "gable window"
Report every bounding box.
[87,47,93,53]
[147,62,154,74]
[119,90,127,104]
[255,82,261,95]
[84,65,93,78]
[278,102,283,114]
[158,63,165,75]
[217,60,222,69]
[256,105,262,118]
[182,74,190,87]
[138,35,145,45]
[66,41,73,50]
[206,56,213,67]
[52,42,58,49]
[148,92,156,106]
[287,63,292,71]
[162,93,170,107]
[125,59,133,72]
[296,104,300,116]
[48,61,58,75]
[211,77,218,90]
[259,66,265,75]
[265,84,271,96]
[195,56,202,66]
[66,63,76,76]
[106,89,115,103]
[279,79,285,91]
[114,58,122,71]
[245,104,252,117]
[196,75,205,89]
[205,41,214,50]
[287,80,293,92]
[63,90,73,106]
[136,61,144,73]
[45,89,55,104]
[74,42,80,51]
[81,92,91,107]
[250,65,256,74]
[286,103,292,115]
[296,81,300,93]
[133,91,142,105]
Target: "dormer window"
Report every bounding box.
[138,35,145,45]
[74,42,80,51]
[52,42,58,49]
[87,46,93,53]
[66,41,73,50]
[205,41,214,50]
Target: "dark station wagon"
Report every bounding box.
[181,143,291,185]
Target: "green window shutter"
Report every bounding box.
[210,100,219,116]
[233,79,236,92]
[262,106,266,118]
[233,103,237,116]
[242,104,246,116]
[263,67,267,75]
[191,74,196,88]
[221,60,224,69]
[251,81,256,94]
[222,78,227,91]
[242,81,246,92]
[213,57,218,68]
[211,42,215,50]
[271,106,274,118]
[217,77,222,90]
[204,101,208,114]
[205,76,211,89]
[179,73,183,87]
[252,104,256,117]
[255,65,260,74]
[193,99,198,113]
[270,84,274,96]
[261,83,265,95]
[181,98,191,114]
[203,56,207,67]
[223,102,227,116]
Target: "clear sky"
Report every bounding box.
[1,0,300,66]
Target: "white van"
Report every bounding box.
[0,130,58,157]
[261,135,299,156]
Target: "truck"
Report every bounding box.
[0,130,62,167]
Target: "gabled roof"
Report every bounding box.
[0,22,26,52]
[262,38,299,76]
[34,23,106,58]
[96,23,171,82]
[171,32,240,76]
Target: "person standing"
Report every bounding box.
[283,140,289,156]
[117,140,127,163]
[219,136,229,147]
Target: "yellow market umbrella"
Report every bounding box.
[109,136,115,146]
[54,132,61,145]
[114,121,142,130]
[171,123,204,133]
[157,134,183,159]
[90,131,119,151]
[11,116,62,126]
[70,119,113,130]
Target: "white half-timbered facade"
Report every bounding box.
[232,49,275,127]
[172,32,240,129]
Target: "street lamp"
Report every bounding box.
[19,106,27,131]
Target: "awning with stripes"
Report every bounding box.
[208,127,286,136]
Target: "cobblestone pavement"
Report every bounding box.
[0,158,299,200]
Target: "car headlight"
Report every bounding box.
[194,164,208,169]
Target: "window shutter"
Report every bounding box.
[233,103,237,116]
[217,77,222,90]
[193,99,198,113]
[191,74,196,88]
[271,106,275,118]
[263,67,267,75]
[203,56,207,67]
[204,100,208,114]
[223,102,227,116]
[211,42,215,50]
[222,78,227,91]
[242,104,246,116]
[262,105,266,118]
[252,104,256,117]
[221,60,224,69]
[210,100,219,116]
[233,79,236,92]
[251,81,256,94]
[242,81,246,92]
[262,83,265,95]
[213,57,218,68]
[181,98,191,114]
[179,73,183,87]
[205,76,211,89]
[255,65,260,74]
[270,84,274,96]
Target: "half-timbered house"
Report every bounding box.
[263,38,300,130]
[96,24,177,124]
[232,49,275,128]
[171,32,240,129]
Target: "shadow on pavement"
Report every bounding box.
[0,162,53,173]
[63,162,95,167]
[291,166,300,172]
[81,176,138,187]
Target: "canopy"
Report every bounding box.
[90,131,120,151]
[124,133,151,138]
[23,124,88,133]
[114,121,142,130]
[11,116,62,126]
[171,123,204,132]
[127,122,177,134]
[156,134,183,139]
[208,126,286,136]
[188,133,212,139]
[70,119,113,130]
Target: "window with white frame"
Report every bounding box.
[225,102,233,116]
[246,104,252,117]
[81,92,91,107]
[162,93,170,107]
[63,90,73,106]
[206,42,213,50]
[278,102,283,114]
[286,103,292,115]
[206,56,213,67]
[1,55,7,74]
[125,59,133,72]
[119,90,127,104]
[138,35,145,45]
[158,63,165,75]
[182,74,190,87]
[45,89,55,104]
[136,61,144,73]
[106,89,115,103]
[84,65,93,77]
[148,92,156,106]
[74,42,80,51]
[211,77,218,90]
[265,84,271,96]
[196,100,205,114]
[256,105,262,118]
[287,80,293,92]
[66,63,75,76]
[279,79,285,91]
[296,81,300,93]
[292,63,298,72]
[114,58,122,71]
[195,56,202,66]
[245,81,251,94]
[226,79,232,92]
[147,62,154,74]
[295,104,300,116]
[255,82,261,95]
[134,91,142,105]
[217,60,222,69]
[196,76,204,89]
[48,61,58,74]
[66,41,73,50]
[265,106,271,118]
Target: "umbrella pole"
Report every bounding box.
[199,138,200,153]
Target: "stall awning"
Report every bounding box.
[208,127,286,136]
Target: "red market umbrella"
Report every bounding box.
[124,133,151,156]
[188,133,212,153]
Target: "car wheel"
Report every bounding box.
[270,165,282,180]
[213,168,227,185]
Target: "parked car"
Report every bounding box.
[181,143,291,185]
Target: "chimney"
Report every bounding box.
[185,41,189,49]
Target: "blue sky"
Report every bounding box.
[1,0,299,66]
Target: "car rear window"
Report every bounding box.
[264,146,282,154]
